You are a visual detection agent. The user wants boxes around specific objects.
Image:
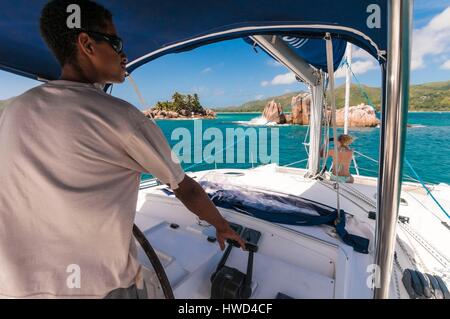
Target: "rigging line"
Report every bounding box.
[283,158,309,167]
[396,234,426,272]
[318,179,372,213]
[398,222,450,268]
[304,119,310,157]
[405,159,450,220]
[400,225,431,273]
[320,76,331,173]
[325,33,341,220]
[405,189,447,223]
[343,71,444,189]
[392,255,402,299]
[319,172,378,209]
[330,179,377,209]
[126,74,156,123]
[352,155,360,176]
[354,150,379,163]
[353,152,423,183]
[357,167,379,174]
[345,60,376,108]
[346,60,435,182]
[341,184,377,208]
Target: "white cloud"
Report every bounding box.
[255,94,265,100]
[332,43,379,79]
[261,72,296,86]
[352,48,374,60]
[335,59,378,78]
[432,54,450,64]
[441,60,450,69]
[201,67,212,74]
[272,72,296,85]
[411,6,450,70]
[267,59,282,67]
[414,0,450,11]
[334,67,347,79]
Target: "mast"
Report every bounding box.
[344,43,352,134]
[374,0,413,299]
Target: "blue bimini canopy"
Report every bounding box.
[0,0,387,81]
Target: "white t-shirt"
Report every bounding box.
[0,80,185,298]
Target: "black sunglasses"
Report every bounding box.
[68,29,124,54]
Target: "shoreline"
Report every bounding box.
[154,117,215,120]
[408,110,450,113]
[214,110,450,114]
[215,111,262,114]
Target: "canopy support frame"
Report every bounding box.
[250,35,321,87]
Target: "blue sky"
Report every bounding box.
[1,0,450,108]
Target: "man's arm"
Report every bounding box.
[173,175,246,251]
[123,109,245,250]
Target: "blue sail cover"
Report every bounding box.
[0,0,387,81]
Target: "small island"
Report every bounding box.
[143,92,216,119]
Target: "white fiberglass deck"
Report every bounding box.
[134,164,450,299]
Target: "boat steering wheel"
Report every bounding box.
[133,224,174,299]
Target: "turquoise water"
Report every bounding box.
[147,112,450,185]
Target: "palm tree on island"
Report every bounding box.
[144,92,216,119]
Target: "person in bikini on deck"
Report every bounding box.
[321,134,355,183]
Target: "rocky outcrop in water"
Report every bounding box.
[335,104,380,127]
[262,100,286,124]
[290,93,311,125]
[258,93,379,127]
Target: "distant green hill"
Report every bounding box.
[409,81,450,111]
[217,91,304,113]
[332,84,381,109]
[215,80,450,112]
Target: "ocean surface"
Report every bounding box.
[145,112,450,185]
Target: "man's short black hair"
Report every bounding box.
[40,0,113,66]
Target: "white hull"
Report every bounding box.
[135,164,450,299]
